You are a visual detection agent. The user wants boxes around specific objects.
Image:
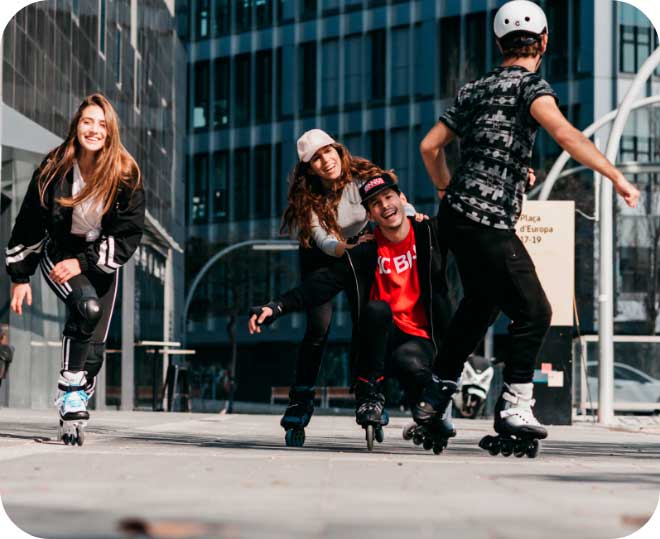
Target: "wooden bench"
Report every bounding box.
[270,386,353,408]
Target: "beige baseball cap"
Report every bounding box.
[296,129,336,163]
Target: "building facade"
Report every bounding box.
[0,0,187,409]
[177,0,660,403]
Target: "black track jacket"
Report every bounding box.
[273,217,452,373]
[5,159,145,284]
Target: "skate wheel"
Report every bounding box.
[432,441,445,455]
[478,435,494,451]
[514,439,526,458]
[488,438,501,456]
[62,434,70,446]
[365,424,374,451]
[402,424,416,441]
[375,427,384,444]
[500,438,514,457]
[76,428,85,446]
[412,434,423,446]
[526,439,540,458]
[422,437,433,451]
[285,428,305,447]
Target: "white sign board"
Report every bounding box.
[517,200,575,327]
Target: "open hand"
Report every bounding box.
[10,283,32,315]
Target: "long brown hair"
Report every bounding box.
[37,94,141,214]
[280,143,396,248]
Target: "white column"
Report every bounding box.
[121,257,136,410]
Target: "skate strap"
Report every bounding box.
[502,392,535,407]
[57,383,87,392]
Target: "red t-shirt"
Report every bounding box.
[369,224,430,339]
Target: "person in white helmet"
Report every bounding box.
[416,0,640,457]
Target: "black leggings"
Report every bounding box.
[434,202,552,384]
[292,244,339,387]
[40,242,118,380]
[358,301,434,404]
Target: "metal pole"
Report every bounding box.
[599,47,660,424]
[181,240,297,343]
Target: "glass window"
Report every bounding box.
[278,0,295,24]
[255,50,273,123]
[614,365,650,384]
[345,0,362,13]
[254,145,272,217]
[618,4,654,74]
[134,54,142,111]
[369,30,386,101]
[212,151,229,222]
[391,26,409,100]
[343,133,363,158]
[619,246,652,293]
[465,12,486,81]
[213,0,231,36]
[214,58,230,128]
[322,38,339,111]
[235,53,251,126]
[192,153,209,224]
[255,0,273,29]
[298,42,316,114]
[390,128,409,192]
[368,130,385,168]
[236,0,252,33]
[301,0,317,21]
[233,148,251,220]
[322,0,339,15]
[439,16,460,98]
[98,0,107,56]
[544,0,569,82]
[196,0,210,40]
[344,34,362,106]
[193,60,210,129]
[114,26,122,86]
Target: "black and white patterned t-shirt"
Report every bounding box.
[439,65,558,230]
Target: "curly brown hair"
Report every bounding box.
[280,143,396,248]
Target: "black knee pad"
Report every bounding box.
[66,289,104,340]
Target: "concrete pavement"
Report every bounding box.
[0,408,658,539]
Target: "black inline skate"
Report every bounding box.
[355,377,388,451]
[281,386,315,447]
[478,382,547,458]
[406,377,457,455]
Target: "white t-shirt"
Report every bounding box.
[70,162,103,241]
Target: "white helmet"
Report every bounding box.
[494,0,547,40]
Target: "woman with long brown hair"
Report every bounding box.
[5,94,145,445]
[278,129,418,447]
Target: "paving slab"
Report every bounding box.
[0,409,658,539]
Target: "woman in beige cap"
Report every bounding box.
[277,128,418,446]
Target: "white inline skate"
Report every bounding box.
[55,370,90,446]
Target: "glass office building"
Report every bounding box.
[0,0,186,409]
[177,0,660,403]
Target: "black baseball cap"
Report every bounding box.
[359,173,400,207]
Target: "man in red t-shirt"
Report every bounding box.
[350,176,454,450]
[249,173,455,452]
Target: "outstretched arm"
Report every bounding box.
[530,96,640,208]
[420,121,455,194]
